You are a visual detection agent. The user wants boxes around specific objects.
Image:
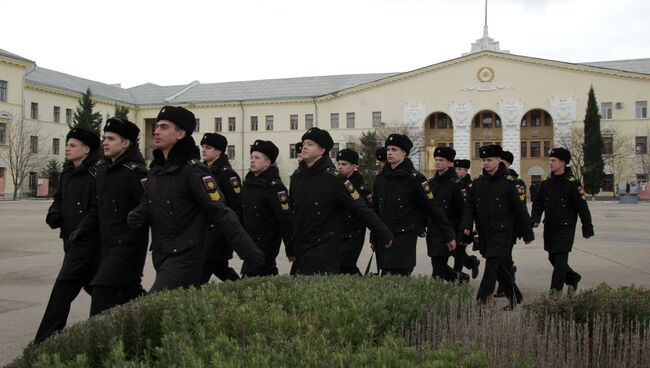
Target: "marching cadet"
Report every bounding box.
[78,118,149,316]
[373,134,456,276]
[35,128,101,344]
[453,159,480,278]
[531,147,594,293]
[290,127,392,275]
[462,145,534,309]
[426,147,467,282]
[336,148,373,275]
[127,106,264,292]
[241,140,293,276]
[199,133,242,283]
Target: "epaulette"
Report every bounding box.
[506,175,515,182]
[87,165,97,177]
[123,161,147,174]
[221,166,230,172]
[187,159,199,166]
[567,176,576,182]
[95,159,106,167]
[325,167,340,177]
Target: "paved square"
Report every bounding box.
[1,200,648,365]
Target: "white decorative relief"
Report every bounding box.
[403,103,428,172]
[450,101,475,161]
[549,96,577,149]
[0,111,13,120]
[403,103,427,127]
[499,99,524,173]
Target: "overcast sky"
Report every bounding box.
[3,0,649,88]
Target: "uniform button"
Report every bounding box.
[77,202,80,205]
[118,240,122,244]
[148,200,152,204]
[166,200,170,204]
[79,210,83,214]
[173,248,177,253]
[315,202,319,206]
[401,228,405,232]
[169,211,173,215]
[210,224,215,228]
[317,238,321,242]
[317,212,321,215]
[114,209,118,212]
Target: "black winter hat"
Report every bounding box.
[375,147,387,162]
[549,147,571,164]
[156,105,196,135]
[500,150,514,164]
[336,149,359,165]
[434,146,456,161]
[385,134,413,155]
[66,128,100,151]
[454,159,471,169]
[251,139,279,163]
[295,141,303,154]
[104,117,140,142]
[302,127,334,152]
[201,133,227,152]
[479,144,503,159]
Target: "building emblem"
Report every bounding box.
[477,67,495,82]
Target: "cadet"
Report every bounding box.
[453,159,480,278]
[241,140,293,276]
[35,128,101,344]
[336,148,373,275]
[531,147,594,293]
[77,118,149,316]
[290,127,392,275]
[373,134,456,276]
[199,133,242,283]
[127,106,264,292]
[462,145,534,309]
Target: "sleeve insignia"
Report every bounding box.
[209,191,222,202]
[421,181,433,200]
[344,180,360,200]
[140,178,148,190]
[230,176,241,194]
[202,175,217,191]
[568,176,576,182]
[277,190,289,211]
[517,185,526,202]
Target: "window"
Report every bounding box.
[30,103,38,120]
[66,109,73,125]
[602,174,614,192]
[438,115,448,129]
[290,115,298,130]
[250,116,258,131]
[227,145,235,159]
[601,136,614,155]
[636,101,647,119]
[29,172,37,191]
[228,117,236,132]
[330,143,340,159]
[195,118,200,132]
[53,106,60,123]
[290,144,297,159]
[30,136,38,153]
[372,111,382,128]
[214,117,222,132]
[474,142,481,158]
[601,102,612,120]
[530,110,541,127]
[346,142,356,150]
[474,111,500,128]
[0,80,6,101]
[52,138,60,155]
[521,141,528,158]
[636,136,648,154]
[330,113,339,129]
[530,141,541,157]
[544,141,551,157]
[305,114,314,129]
[265,115,274,130]
[0,123,6,144]
[346,112,355,128]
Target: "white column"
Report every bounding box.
[450,101,476,161]
[499,99,524,173]
[549,96,577,150]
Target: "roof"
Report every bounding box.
[580,58,650,75]
[0,47,34,64]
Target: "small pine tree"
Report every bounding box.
[41,159,62,197]
[113,105,130,120]
[358,130,380,187]
[71,88,103,135]
[582,86,605,196]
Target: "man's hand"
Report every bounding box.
[419,232,426,238]
[45,212,62,229]
[288,256,296,262]
[447,239,457,251]
[463,228,471,236]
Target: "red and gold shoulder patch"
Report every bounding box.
[344,180,360,200]
[277,190,289,211]
[140,178,148,190]
[421,181,433,200]
[230,176,241,194]
[202,175,221,201]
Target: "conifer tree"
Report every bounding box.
[70,88,102,135]
[582,86,605,196]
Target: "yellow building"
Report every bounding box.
[1,42,649,198]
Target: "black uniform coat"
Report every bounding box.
[462,163,534,258]
[372,158,455,270]
[508,168,527,205]
[339,171,373,268]
[204,154,242,262]
[289,155,392,275]
[84,144,149,287]
[531,167,594,254]
[129,137,259,279]
[241,165,293,274]
[46,151,101,281]
[426,168,464,257]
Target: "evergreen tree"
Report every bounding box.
[71,88,102,135]
[41,159,62,197]
[358,130,380,187]
[582,86,605,196]
[113,105,130,120]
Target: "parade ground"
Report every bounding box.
[1,200,649,365]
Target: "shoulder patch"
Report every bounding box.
[140,178,148,190]
[325,167,340,177]
[202,175,221,202]
[277,190,290,211]
[344,179,361,200]
[506,175,515,182]
[229,176,241,194]
[421,180,434,200]
[188,159,199,166]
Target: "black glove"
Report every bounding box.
[45,212,62,229]
[582,225,594,239]
[127,210,145,229]
[69,228,85,243]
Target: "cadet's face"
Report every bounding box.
[102,132,129,159]
[337,160,357,177]
[301,139,325,164]
[386,146,406,166]
[65,138,90,162]
[201,144,220,162]
[482,157,500,174]
[154,120,185,151]
[435,157,452,172]
[249,151,271,174]
[549,157,564,173]
[455,167,468,179]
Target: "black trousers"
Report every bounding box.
[150,246,205,293]
[34,278,92,344]
[90,282,146,316]
[381,268,412,276]
[431,256,458,281]
[242,266,279,278]
[548,252,581,291]
[476,256,517,305]
[453,244,479,272]
[200,259,240,284]
[339,265,362,275]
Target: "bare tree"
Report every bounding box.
[0,116,45,199]
[558,126,585,183]
[603,131,635,196]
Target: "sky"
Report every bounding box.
[3,0,649,89]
